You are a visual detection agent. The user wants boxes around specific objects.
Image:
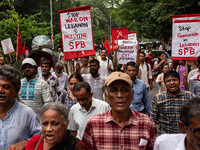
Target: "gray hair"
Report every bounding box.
[0,65,21,92]
[39,102,69,125]
[73,82,91,94]
[55,61,64,68]
[180,98,200,126]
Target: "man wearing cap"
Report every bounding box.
[82,72,157,150]
[18,58,52,114]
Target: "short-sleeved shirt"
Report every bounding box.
[130,78,150,115]
[82,74,106,100]
[82,109,157,150]
[139,62,152,88]
[68,98,110,140]
[42,74,60,101]
[0,101,41,150]
[151,90,195,134]
[19,76,52,114]
[52,72,68,92]
[154,133,186,150]
[98,59,113,78]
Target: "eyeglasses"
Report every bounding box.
[76,97,89,102]
[187,126,200,137]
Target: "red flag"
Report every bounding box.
[104,37,111,53]
[112,28,128,51]
[17,24,23,58]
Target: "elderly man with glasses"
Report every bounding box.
[67,82,110,140]
[154,97,200,150]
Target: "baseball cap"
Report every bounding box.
[105,71,133,87]
[22,58,37,69]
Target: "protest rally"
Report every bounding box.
[1,1,200,150]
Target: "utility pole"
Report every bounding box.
[50,0,54,50]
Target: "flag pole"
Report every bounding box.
[16,24,19,61]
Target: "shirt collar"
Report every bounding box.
[166,90,183,97]
[78,98,97,112]
[105,109,138,126]
[133,78,138,84]
[175,134,186,150]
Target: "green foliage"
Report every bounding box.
[0,12,50,52]
[111,0,200,43]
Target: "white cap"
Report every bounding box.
[22,58,37,68]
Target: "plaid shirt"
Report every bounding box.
[82,109,157,150]
[151,90,195,134]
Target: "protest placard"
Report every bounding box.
[117,40,137,64]
[1,38,14,54]
[112,28,128,51]
[59,5,93,52]
[128,31,138,45]
[172,14,200,60]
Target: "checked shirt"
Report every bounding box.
[151,90,195,134]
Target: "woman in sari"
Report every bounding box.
[25,102,88,150]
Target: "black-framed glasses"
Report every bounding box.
[187,126,200,137]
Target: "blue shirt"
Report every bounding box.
[0,101,41,150]
[130,78,150,115]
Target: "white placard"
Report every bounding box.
[60,9,93,52]
[1,38,14,54]
[117,40,137,64]
[172,16,200,58]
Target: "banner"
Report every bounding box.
[1,38,14,54]
[172,14,200,60]
[112,28,128,51]
[58,5,95,60]
[128,31,138,45]
[117,40,137,64]
[59,5,93,52]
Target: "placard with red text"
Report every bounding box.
[172,14,200,60]
[1,38,14,54]
[117,40,137,64]
[128,31,138,45]
[59,5,93,52]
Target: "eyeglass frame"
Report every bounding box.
[187,126,200,137]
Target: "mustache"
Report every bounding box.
[0,94,6,97]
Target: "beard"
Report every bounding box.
[24,71,36,79]
[90,69,98,75]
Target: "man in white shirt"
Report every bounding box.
[154,98,200,150]
[52,61,68,92]
[82,59,106,100]
[98,49,114,78]
[68,82,110,140]
[137,51,153,90]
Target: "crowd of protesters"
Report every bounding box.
[0,43,200,150]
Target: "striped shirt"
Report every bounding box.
[82,109,157,150]
[19,76,52,114]
[151,90,195,134]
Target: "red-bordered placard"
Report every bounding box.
[128,31,138,44]
[171,14,200,60]
[58,5,95,60]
